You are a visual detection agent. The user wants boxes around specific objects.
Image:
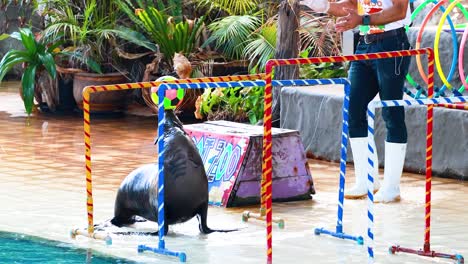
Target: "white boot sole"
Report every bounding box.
[344,189,379,200]
[374,195,401,203]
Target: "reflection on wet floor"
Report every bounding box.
[0,82,467,263]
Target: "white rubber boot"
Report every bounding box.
[374,141,407,203]
[344,137,380,199]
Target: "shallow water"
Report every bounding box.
[0,231,137,263]
[0,82,467,263]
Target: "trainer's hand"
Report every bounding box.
[335,8,361,32]
[300,0,330,13]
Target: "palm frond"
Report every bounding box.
[299,11,341,57]
[243,25,276,72]
[204,15,261,60]
[191,0,260,15]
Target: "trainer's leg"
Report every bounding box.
[374,35,411,203]
[346,47,381,199]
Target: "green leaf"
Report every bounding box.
[248,111,257,124]
[21,65,37,115]
[86,57,102,74]
[191,0,260,15]
[203,15,261,61]
[10,32,21,41]
[243,25,276,72]
[299,49,310,58]
[0,50,31,82]
[19,28,37,55]
[0,34,9,41]
[112,26,158,51]
[38,52,57,79]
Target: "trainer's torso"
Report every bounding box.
[358,0,411,34]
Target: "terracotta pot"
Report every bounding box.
[73,72,130,113]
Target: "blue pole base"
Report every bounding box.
[138,244,187,262]
[314,227,364,245]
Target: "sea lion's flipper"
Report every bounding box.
[111,214,139,227]
[196,203,238,234]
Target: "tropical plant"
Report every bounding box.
[203,15,261,61]
[243,23,277,72]
[115,0,205,67]
[41,0,154,73]
[204,8,342,73]
[0,28,61,114]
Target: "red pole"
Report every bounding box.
[424,49,435,252]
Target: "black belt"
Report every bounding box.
[361,27,406,44]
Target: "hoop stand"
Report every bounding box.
[388,97,464,264]
[314,82,364,245]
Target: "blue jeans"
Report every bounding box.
[348,29,411,143]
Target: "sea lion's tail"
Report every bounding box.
[196,214,239,234]
[200,226,239,234]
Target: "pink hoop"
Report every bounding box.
[458,24,468,89]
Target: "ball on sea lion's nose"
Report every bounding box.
[151,76,185,110]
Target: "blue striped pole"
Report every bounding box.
[314,79,364,244]
[337,82,350,234]
[366,95,468,263]
[137,83,187,262]
[366,107,376,264]
[157,84,167,248]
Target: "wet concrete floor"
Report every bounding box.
[0,82,467,263]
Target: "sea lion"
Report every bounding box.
[110,110,233,235]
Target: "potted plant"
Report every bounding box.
[0,28,62,115]
[115,0,205,114]
[41,0,154,113]
[195,85,265,125]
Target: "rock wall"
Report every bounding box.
[0,4,42,80]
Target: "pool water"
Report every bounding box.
[0,231,137,264]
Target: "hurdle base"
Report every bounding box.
[241,210,285,229]
[390,245,464,264]
[138,244,186,262]
[70,228,112,245]
[314,227,364,245]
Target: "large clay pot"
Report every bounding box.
[73,72,130,113]
[56,66,79,112]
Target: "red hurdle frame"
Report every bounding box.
[260,48,465,264]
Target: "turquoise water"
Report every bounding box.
[0,231,137,264]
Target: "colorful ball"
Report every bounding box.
[151,76,185,110]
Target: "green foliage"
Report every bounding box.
[42,0,153,73]
[243,24,276,72]
[204,6,342,73]
[299,48,347,79]
[115,0,205,66]
[0,34,9,41]
[196,86,264,124]
[0,28,61,115]
[191,0,260,16]
[203,15,261,61]
[156,0,183,19]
